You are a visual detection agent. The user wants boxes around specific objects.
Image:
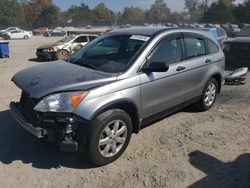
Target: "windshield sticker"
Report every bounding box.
[130,35,150,42]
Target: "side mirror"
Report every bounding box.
[142,62,169,73]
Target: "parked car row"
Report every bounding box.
[33,27,67,37]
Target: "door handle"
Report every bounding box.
[205,59,212,63]
[176,66,186,71]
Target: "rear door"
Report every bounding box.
[182,33,216,101]
[74,36,88,46]
[140,34,187,118]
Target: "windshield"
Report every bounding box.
[57,35,75,43]
[69,34,149,73]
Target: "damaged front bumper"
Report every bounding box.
[10,102,44,138]
[10,102,90,152]
[36,49,56,60]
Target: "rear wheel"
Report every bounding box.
[195,78,218,111]
[24,35,29,39]
[86,109,132,166]
[56,49,70,60]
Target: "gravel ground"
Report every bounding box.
[0,36,249,188]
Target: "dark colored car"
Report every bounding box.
[223,37,250,69]
[224,27,240,38]
[238,26,250,37]
[45,29,66,37]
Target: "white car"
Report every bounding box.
[36,34,98,60]
[0,27,19,34]
[2,30,32,40]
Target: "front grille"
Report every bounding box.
[20,92,39,123]
[37,49,44,53]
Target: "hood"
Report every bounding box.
[37,42,62,49]
[12,61,117,98]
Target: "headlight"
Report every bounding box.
[44,48,55,53]
[34,91,88,112]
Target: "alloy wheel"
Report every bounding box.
[98,120,127,158]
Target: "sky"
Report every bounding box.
[53,0,245,12]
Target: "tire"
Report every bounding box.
[24,35,29,39]
[4,35,10,40]
[195,78,218,111]
[86,109,132,166]
[56,49,70,61]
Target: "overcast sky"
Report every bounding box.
[53,0,245,12]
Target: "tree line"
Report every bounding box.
[0,0,249,29]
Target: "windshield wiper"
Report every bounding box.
[81,63,100,71]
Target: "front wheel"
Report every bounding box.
[86,109,132,166]
[4,35,11,40]
[56,49,70,61]
[195,78,218,111]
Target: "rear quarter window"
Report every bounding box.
[184,37,206,59]
[89,36,97,41]
[207,40,219,54]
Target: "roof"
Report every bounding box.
[109,27,173,37]
[226,37,250,43]
[108,27,215,39]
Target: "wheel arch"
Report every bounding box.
[90,100,141,134]
[211,73,222,93]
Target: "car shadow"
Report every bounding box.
[28,58,51,63]
[0,110,96,169]
[188,150,250,188]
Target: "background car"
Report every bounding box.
[44,29,67,37]
[0,27,19,37]
[223,37,250,69]
[238,26,250,37]
[36,34,98,60]
[32,27,49,35]
[0,27,19,33]
[2,29,32,40]
[202,27,228,48]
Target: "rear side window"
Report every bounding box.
[147,38,182,65]
[184,37,206,59]
[74,36,88,43]
[89,36,97,41]
[207,40,219,54]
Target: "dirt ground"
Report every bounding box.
[0,36,249,188]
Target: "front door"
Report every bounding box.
[140,34,187,118]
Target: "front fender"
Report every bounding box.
[73,85,141,121]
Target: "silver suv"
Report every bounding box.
[10,28,225,166]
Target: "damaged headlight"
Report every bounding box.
[44,48,55,53]
[34,91,88,113]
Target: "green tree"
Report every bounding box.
[64,3,92,26]
[234,0,250,23]
[146,0,171,23]
[185,0,205,22]
[0,0,24,28]
[93,3,114,25]
[202,0,235,23]
[121,7,145,24]
[30,0,59,28]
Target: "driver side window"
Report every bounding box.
[147,38,182,66]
